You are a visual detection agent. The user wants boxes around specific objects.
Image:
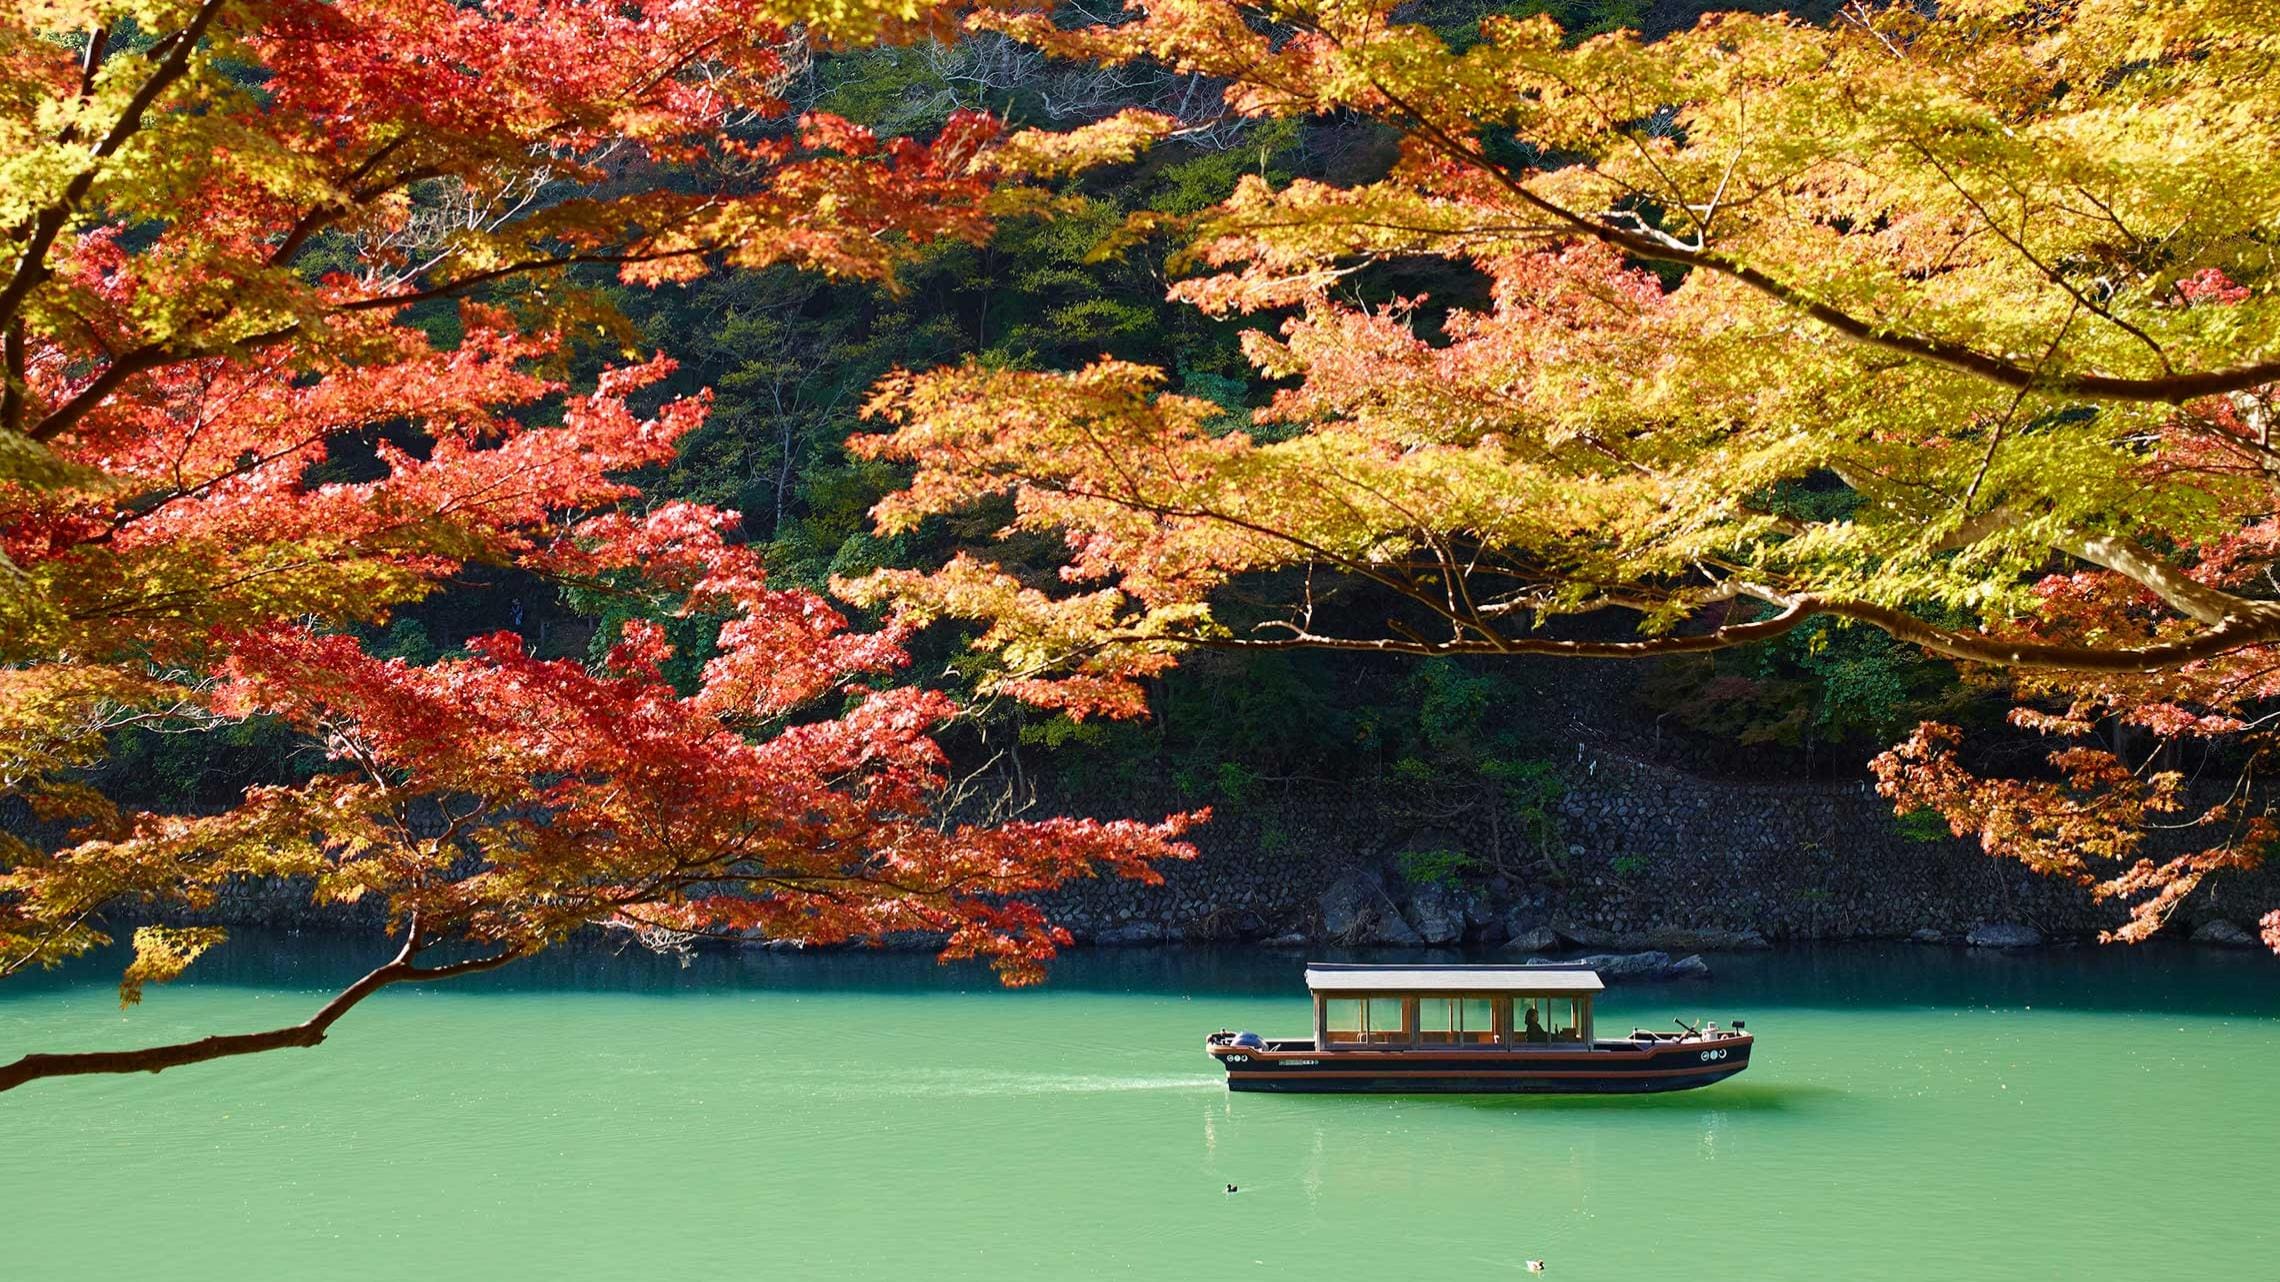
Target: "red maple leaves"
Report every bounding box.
[1,0,1195,1014]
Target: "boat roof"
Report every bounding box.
[1303,963,1605,994]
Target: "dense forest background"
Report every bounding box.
[104,0,2026,851]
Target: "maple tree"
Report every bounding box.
[0,0,1196,1091]
[847,1,2280,950]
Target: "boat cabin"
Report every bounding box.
[1209,962,1750,1094]
[1305,963,1604,1049]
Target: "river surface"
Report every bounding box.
[2,938,2275,1280]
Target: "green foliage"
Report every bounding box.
[1641,615,1966,761]
[1395,847,1481,886]
[1483,757,1565,852]
[1214,761,1260,806]
[1177,367,1252,436]
[370,618,439,666]
[1751,473,1863,526]
[1142,118,1301,215]
[102,715,307,810]
[1895,808,1954,844]
[1019,714,1115,751]
[808,46,963,133]
[1493,0,1648,40]
[556,574,725,695]
[1256,815,1297,857]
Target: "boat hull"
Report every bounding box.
[1209,1036,1751,1095]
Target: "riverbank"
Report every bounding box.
[129,750,2280,953]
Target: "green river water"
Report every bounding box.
[2,939,2275,1281]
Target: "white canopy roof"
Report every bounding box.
[1303,964,1605,994]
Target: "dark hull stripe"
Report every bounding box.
[1226,1062,1741,1081]
[1212,1043,1751,1094]
[1227,1067,1746,1094]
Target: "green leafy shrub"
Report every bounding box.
[1396,848,1481,887]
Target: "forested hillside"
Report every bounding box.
[99,0,1938,836]
[64,0,2245,926]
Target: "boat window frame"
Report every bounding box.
[1316,993,1414,1047]
[1508,993,1595,1048]
[1365,995,1411,1046]
[1415,993,1502,1046]
[1314,987,1594,1050]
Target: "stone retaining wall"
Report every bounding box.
[1027,750,2280,948]
[143,751,2280,949]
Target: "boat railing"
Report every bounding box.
[1628,1026,1749,1044]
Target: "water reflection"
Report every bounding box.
[1420,1082,1846,1114]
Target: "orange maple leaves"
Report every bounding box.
[1,0,1197,1002]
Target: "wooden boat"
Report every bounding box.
[1206,963,1753,1094]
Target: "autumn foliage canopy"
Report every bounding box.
[9,0,2280,1091]
[0,0,1196,1088]
[847,0,2280,952]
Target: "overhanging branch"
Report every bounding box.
[1357,70,2280,407]
[1098,589,2280,676]
[0,940,521,1093]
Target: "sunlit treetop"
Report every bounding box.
[848,0,2280,948]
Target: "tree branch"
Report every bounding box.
[2051,534,2267,628]
[1106,587,2280,676]
[1111,597,1818,658]
[2,318,23,436]
[0,0,230,332]
[1358,72,2280,407]
[0,940,521,1093]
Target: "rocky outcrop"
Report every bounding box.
[1666,953,1713,979]
[1576,950,1679,978]
[1400,882,1472,945]
[1318,869,1421,946]
[1966,922,2045,948]
[2191,919,2259,948]
[1504,924,1566,953]
[1518,950,1712,981]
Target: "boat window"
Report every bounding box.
[1418,997,1455,1044]
[1548,997,1583,1042]
[1515,996,1583,1044]
[1323,997,1408,1045]
[1516,997,1549,1043]
[1418,996,1499,1044]
[1365,996,1410,1045]
[1463,997,1497,1043]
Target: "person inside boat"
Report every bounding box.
[1522,1006,1550,1044]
